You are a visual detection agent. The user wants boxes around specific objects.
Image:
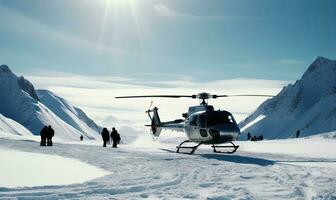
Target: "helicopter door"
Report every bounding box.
[190,115,197,126]
[188,115,198,138]
[198,115,206,128]
[198,115,208,137]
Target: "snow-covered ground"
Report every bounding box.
[0,148,109,188]
[1,134,336,199]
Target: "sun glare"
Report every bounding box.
[98,0,143,51]
[103,0,135,7]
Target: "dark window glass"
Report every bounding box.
[207,112,234,126]
[200,129,208,137]
[199,115,206,128]
[190,115,197,126]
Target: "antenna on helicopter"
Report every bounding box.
[147,100,153,112]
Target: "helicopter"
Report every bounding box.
[116,92,273,154]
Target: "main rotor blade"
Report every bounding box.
[115,95,194,99]
[216,94,274,98]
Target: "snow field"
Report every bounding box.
[0,137,336,199]
[0,148,109,188]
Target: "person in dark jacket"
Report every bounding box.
[101,128,109,147]
[80,135,83,141]
[47,125,55,146]
[40,126,48,146]
[247,132,251,141]
[251,136,257,141]
[296,130,300,138]
[110,127,120,148]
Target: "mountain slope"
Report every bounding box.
[0,114,32,137]
[0,64,100,140]
[239,57,336,139]
[36,89,101,139]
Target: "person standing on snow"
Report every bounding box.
[40,126,48,146]
[101,128,109,147]
[296,130,300,138]
[110,127,120,148]
[47,125,54,146]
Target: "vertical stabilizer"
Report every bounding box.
[146,107,162,137]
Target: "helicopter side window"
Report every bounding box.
[190,115,197,126]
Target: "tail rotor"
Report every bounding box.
[145,103,162,138]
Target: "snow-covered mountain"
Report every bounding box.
[0,114,32,137]
[0,64,100,140]
[36,89,101,139]
[239,56,336,139]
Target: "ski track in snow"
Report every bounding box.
[0,139,336,200]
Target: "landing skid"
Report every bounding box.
[176,140,203,155]
[211,142,239,154]
[176,140,239,155]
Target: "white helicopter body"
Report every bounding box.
[116,92,272,154]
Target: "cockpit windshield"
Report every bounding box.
[207,112,235,127]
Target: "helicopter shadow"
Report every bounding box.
[200,154,275,166]
[200,154,336,167]
[160,148,336,167]
[160,148,274,166]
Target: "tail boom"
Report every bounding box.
[146,107,185,137]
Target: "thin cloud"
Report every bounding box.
[27,71,288,91]
[153,3,265,21]
[153,3,176,17]
[279,59,305,65]
[26,72,288,127]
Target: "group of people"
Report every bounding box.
[247,129,301,141]
[40,125,55,146]
[101,127,121,148]
[247,132,263,141]
[39,125,121,147]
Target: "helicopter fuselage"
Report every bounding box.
[116,92,271,154]
[184,110,240,144]
[148,104,240,145]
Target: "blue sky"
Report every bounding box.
[0,0,335,81]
